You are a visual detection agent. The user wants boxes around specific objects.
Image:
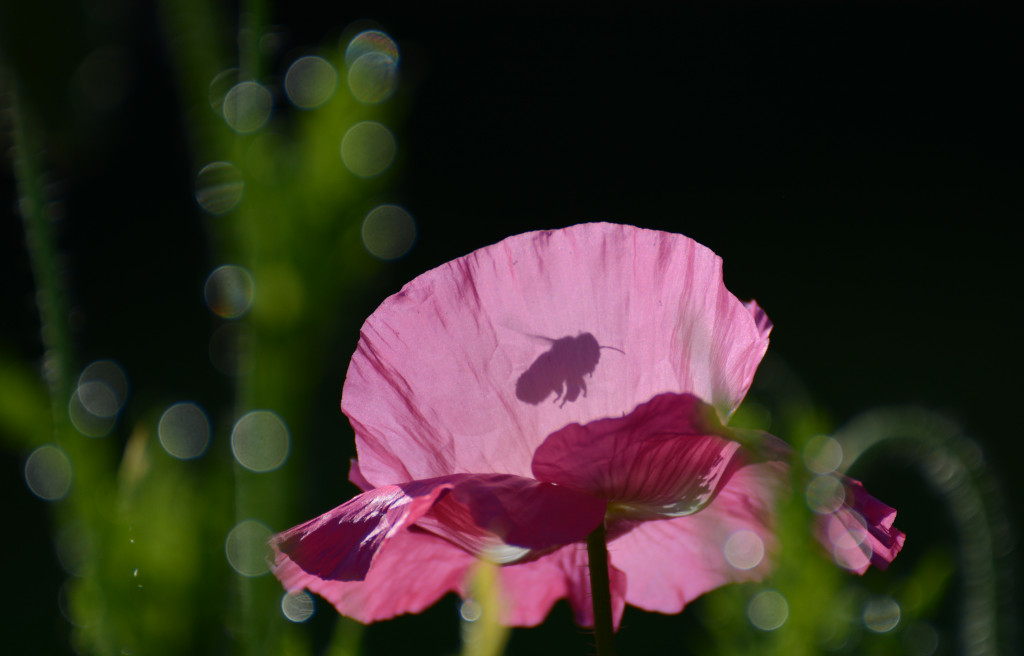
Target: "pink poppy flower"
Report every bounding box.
[272,222,904,628]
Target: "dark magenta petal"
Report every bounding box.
[532,393,744,519]
[272,473,606,585]
[819,477,906,573]
[272,479,453,582]
[418,474,606,562]
[743,299,773,339]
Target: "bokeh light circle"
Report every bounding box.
[225,519,272,577]
[223,81,272,134]
[361,204,416,260]
[747,589,789,631]
[829,512,873,572]
[348,52,398,104]
[25,444,73,501]
[76,381,119,419]
[69,360,128,437]
[195,162,244,215]
[158,402,211,460]
[285,56,337,109]
[231,410,290,472]
[204,265,255,319]
[803,434,844,474]
[208,68,239,112]
[69,389,116,437]
[460,599,482,622]
[805,474,846,514]
[864,596,901,633]
[723,529,765,570]
[340,121,396,178]
[344,30,399,67]
[79,360,128,412]
[281,591,315,622]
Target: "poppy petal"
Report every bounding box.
[274,528,475,623]
[497,544,627,629]
[416,474,606,563]
[272,473,606,585]
[343,223,771,488]
[820,477,906,573]
[272,479,454,582]
[532,393,744,520]
[608,461,785,614]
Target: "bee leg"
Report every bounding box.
[552,382,564,406]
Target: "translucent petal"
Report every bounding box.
[343,223,772,488]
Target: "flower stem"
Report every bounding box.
[586,521,616,656]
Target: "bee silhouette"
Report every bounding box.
[515,332,623,407]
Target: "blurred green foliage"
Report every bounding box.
[1,3,1015,656]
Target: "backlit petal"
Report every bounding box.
[272,479,454,582]
[821,477,906,573]
[722,431,906,574]
[343,223,771,488]
[274,528,474,623]
[416,474,606,563]
[498,544,627,629]
[608,461,785,614]
[532,393,743,519]
[272,473,605,586]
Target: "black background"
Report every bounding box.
[2,2,1021,654]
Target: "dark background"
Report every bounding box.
[3,2,1021,654]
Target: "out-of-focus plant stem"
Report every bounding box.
[461,561,510,656]
[586,521,616,656]
[9,81,74,424]
[239,0,268,82]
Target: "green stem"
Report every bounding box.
[586,521,617,656]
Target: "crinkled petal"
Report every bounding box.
[608,461,786,614]
[275,528,475,623]
[415,474,606,563]
[820,477,906,574]
[272,479,454,582]
[343,223,772,487]
[532,393,743,520]
[497,544,627,629]
[273,473,605,583]
[275,522,628,629]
